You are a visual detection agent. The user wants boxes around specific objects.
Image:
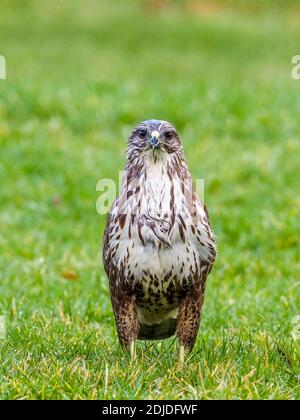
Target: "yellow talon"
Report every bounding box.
[130,341,136,361]
[178,345,185,367]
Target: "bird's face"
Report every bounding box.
[128,120,182,157]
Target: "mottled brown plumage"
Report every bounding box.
[102,120,216,363]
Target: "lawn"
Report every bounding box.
[0,0,299,400]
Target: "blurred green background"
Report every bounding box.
[0,0,299,399]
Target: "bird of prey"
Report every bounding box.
[102,120,216,364]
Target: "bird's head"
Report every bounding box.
[127,119,182,160]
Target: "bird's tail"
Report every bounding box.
[138,318,176,340]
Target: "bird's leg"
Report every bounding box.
[111,289,140,360]
[178,344,185,367]
[176,281,205,367]
[129,340,136,361]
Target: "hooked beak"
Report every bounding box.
[149,130,160,149]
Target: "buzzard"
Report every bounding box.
[103,120,216,364]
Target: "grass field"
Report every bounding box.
[0,0,300,399]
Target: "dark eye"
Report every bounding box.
[138,129,147,139]
[164,130,174,140]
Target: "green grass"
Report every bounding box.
[0,0,300,399]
